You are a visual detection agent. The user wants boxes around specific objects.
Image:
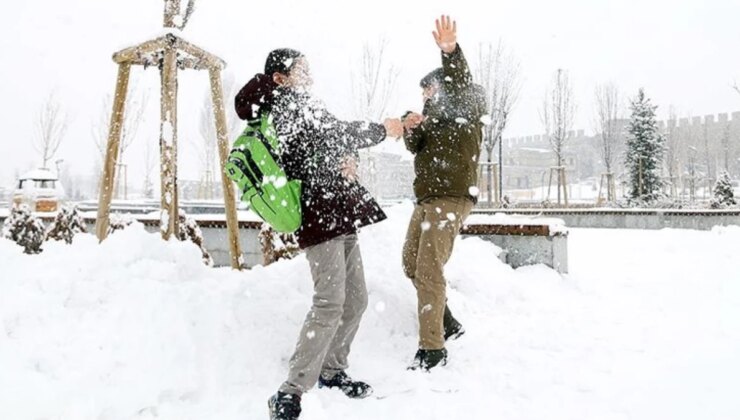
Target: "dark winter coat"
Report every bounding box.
[404,45,487,204]
[235,78,388,249]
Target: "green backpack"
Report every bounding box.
[225,114,302,233]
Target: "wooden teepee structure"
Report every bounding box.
[96,0,243,269]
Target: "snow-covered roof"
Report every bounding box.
[19,169,58,181]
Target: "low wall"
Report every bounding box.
[472,208,740,231]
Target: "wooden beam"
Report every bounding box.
[96,63,131,242]
[176,37,226,69]
[159,44,180,240]
[113,37,166,64]
[209,66,243,269]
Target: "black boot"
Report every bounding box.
[408,348,448,371]
[268,392,301,420]
[444,304,465,341]
[318,370,373,399]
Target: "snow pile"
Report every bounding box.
[1,204,740,419]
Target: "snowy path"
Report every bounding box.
[1,204,739,420]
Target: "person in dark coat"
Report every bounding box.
[236,48,404,420]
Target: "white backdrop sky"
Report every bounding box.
[1,0,738,189]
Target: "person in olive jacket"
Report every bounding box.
[401,16,487,371]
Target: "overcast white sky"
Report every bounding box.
[1,0,739,190]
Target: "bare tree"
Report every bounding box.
[475,41,521,205]
[594,82,621,202]
[351,39,400,121]
[93,86,148,199]
[34,94,68,169]
[541,69,576,204]
[194,73,239,200]
[350,39,400,199]
[143,139,157,199]
[663,107,683,198]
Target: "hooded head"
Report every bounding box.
[234,73,279,121]
[264,48,313,89]
[420,68,444,101]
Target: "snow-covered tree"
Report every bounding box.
[46,205,87,244]
[625,89,665,204]
[177,211,213,266]
[2,205,45,254]
[710,171,737,208]
[259,223,300,266]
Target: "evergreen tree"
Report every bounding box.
[710,171,737,208]
[625,88,665,204]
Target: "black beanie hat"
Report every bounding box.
[264,48,304,76]
[420,68,444,88]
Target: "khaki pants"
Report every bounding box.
[280,234,368,395]
[402,196,474,350]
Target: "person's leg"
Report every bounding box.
[414,197,473,350]
[279,237,347,395]
[402,203,425,283]
[321,234,368,377]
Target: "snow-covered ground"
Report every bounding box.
[1,204,739,420]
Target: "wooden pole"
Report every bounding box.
[96,63,131,242]
[561,167,569,207]
[163,0,180,28]
[209,66,243,270]
[160,45,179,240]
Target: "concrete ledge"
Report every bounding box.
[473,208,740,230]
[463,219,569,274]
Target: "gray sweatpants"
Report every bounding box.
[279,234,368,395]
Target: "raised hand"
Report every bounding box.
[433,15,457,54]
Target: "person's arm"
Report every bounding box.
[433,15,472,92]
[404,126,425,154]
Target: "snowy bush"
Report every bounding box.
[46,205,88,244]
[710,171,737,209]
[259,223,300,266]
[177,211,213,266]
[2,205,45,254]
[108,213,134,235]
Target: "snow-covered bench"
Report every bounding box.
[462,214,569,274]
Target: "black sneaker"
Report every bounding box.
[408,348,448,371]
[444,305,465,341]
[318,370,373,399]
[268,392,301,420]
